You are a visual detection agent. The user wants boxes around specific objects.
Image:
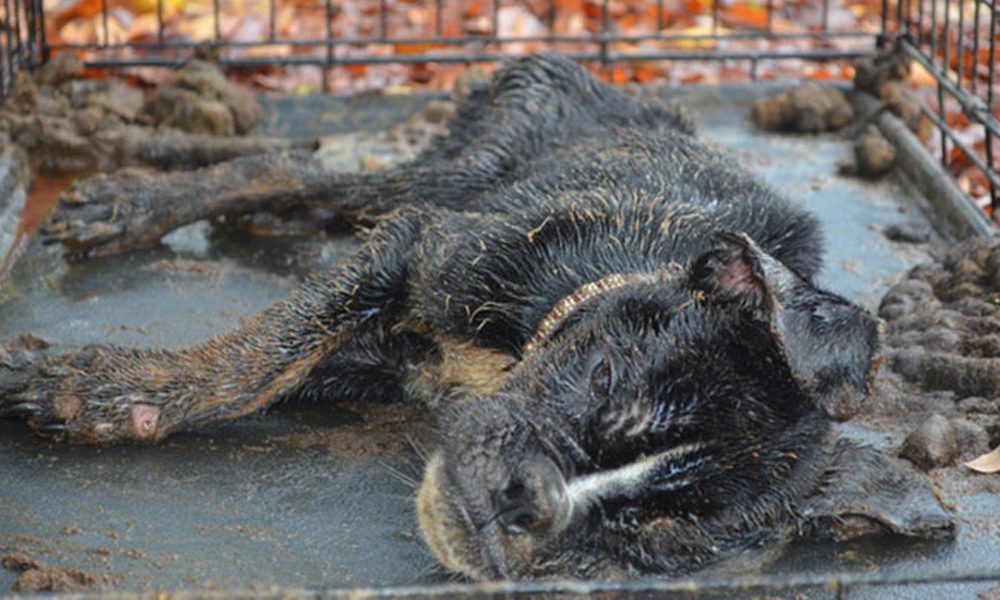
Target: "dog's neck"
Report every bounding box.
[523,272,669,356]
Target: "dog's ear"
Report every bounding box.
[796,439,957,542]
[689,231,775,315]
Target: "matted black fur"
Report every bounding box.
[1,53,954,581]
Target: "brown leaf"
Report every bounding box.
[964,446,1000,473]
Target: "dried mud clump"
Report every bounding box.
[880,236,1000,397]
[884,221,932,244]
[274,401,431,458]
[878,236,1000,473]
[142,59,264,136]
[0,54,144,171]
[314,99,455,173]
[1,553,112,593]
[854,46,930,139]
[899,413,989,469]
[751,83,854,133]
[0,53,289,172]
[839,131,897,178]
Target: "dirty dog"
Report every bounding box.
[1,54,954,580]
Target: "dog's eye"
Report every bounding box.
[589,355,614,400]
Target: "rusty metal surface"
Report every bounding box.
[0,85,997,597]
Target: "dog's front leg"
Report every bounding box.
[1,213,423,443]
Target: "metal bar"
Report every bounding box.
[99,567,1000,596]
[902,0,911,39]
[77,48,874,69]
[435,0,443,37]
[972,0,981,95]
[899,39,1000,138]
[929,0,938,59]
[101,0,109,47]
[213,0,221,41]
[0,14,7,100]
[988,125,997,215]
[269,0,276,41]
[956,0,965,86]
[917,0,924,44]
[9,0,19,65]
[938,76,947,168]
[600,0,609,66]
[23,0,41,66]
[939,0,951,168]
[821,0,830,32]
[157,0,165,45]
[491,0,499,45]
[879,0,888,41]
[2,0,14,91]
[323,0,333,93]
[988,5,997,213]
[547,0,556,39]
[45,30,875,52]
[916,94,1000,191]
[379,0,388,38]
[26,0,44,65]
[711,0,718,35]
[21,0,29,61]
[941,0,950,81]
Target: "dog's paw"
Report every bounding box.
[41,169,165,259]
[0,337,162,443]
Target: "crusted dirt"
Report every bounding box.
[143,59,263,136]
[0,54,292,173]
[849,131,897,178]
[1,553,113,592]
[855,235,1000,498]
[854,46,931,139]
[273,400,432,458]
[313,99,454,173]
[225,99,455,238]
[750,82,854,133]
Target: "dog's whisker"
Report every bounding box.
[379,460,421,489]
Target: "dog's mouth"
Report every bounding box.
[417,441,712,580]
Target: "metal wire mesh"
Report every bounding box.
[27,0,879,84]
[883,0,999,214]
[313,567,1000,598]
[0,0,44,100]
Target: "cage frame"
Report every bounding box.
[0,0,999,594]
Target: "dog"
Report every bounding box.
[0,54,954,580]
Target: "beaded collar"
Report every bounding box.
[522,272,648,356]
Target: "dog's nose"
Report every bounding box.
[495,454,571,535]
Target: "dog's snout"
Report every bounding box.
[495,454,571,536]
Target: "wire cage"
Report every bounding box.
[885,0,999,215]
[0,0,44,100]
[0,1,999,597]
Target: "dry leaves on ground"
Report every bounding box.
[965,446,1000,474]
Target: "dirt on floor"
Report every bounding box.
[0,53,289,173]
[858,235,1000,498]
[1,552,113,592]
[273,400,433,459]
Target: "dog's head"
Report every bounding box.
[417,233,883,579]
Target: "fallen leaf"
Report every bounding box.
[720,4,768,30]
[965,446,1000,473]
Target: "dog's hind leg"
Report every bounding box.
[45,54,689,259]
[2,212,424,443]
